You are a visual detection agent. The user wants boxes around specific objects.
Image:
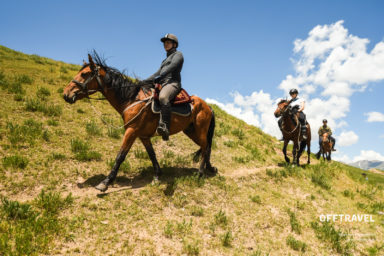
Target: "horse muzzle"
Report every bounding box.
[63,93,77,104]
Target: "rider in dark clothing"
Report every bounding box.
[146,33,184,141]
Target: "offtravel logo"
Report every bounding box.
[319,214,375,222]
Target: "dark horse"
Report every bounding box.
[320,133,332,161]
[63,53,217,192]
[274,99,311,166]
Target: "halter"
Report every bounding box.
[280,105,300,135]
[71,66,103,98]
[72,65,154,129]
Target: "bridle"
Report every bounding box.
[71,66,103,98]
[279,103,300,135]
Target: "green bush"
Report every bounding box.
[6,119,44,146]
[2,155,29,169]
[36,87,51,99]
[311,172,331,190]
[85,120,102,136]
[15,74,33,84]
[70,138,101,161]
[286,235,307,252]
[311,221,354,254]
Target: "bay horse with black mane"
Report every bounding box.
[274,99,311,166]
[63,52,217,192]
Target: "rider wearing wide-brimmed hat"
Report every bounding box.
[146,33,184,141]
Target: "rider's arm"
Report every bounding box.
[146,68,161,81]
[159,52,184,77]
[328,127,332,136]
[318,127,323,136]
[298,100,305,112]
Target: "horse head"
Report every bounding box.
[322,133,329,142]
[63,54,106,104]
[274,99,290,117]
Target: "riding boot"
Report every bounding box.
[157,104,171,141]
[331,138,336,151]
[301,126,307,140]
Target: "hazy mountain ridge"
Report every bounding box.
[349,160,384,171]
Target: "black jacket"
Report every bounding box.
[148,48,184,84]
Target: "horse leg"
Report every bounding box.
[140,138,162,181]
[184,113,216,174]
[283,140,290,163]
[297,141,307,166]
[292,141,299,166]
[95,128,137,192]
[307,140,311,164]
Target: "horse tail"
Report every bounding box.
[192,108,215,162]
[207,108,216,151]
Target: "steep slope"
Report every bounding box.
[0,45,384,255]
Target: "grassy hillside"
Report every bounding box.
[0,45,383,255]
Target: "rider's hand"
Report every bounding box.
[154,75,163,84]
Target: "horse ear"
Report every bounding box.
[83,60,87,66]
[88,54,95,70]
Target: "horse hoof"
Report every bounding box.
[151,177,160,185]
[207,166,218,174]
[95,182,108,192]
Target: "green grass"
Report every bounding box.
[0,190,73,255]
[287,209,301,234]
[311,221,354,255]
[85,120,102,136]
[286,235,307,252]
[2,155,29,169]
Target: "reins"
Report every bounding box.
[89,94,153,130]
[281,109,300,135]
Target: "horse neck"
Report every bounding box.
[282,111,296,129]
[100,82,152,115]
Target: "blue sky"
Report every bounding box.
[1,0,383,162]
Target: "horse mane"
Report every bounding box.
[278,99,287,104]
[87,50,154,103]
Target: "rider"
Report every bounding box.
[288,88,308,139]
[146,33,184,141]
[316,119,336,157]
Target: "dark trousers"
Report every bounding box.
[319,136,336,148]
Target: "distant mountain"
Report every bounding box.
[349,160,384,171]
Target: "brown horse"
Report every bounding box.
[274,100,311,166]
[63,53,217,192]
[320,133,332,161]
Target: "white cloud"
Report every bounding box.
[332,153,352,163]
[353,150,384,162]
[365,111,384,122]
[337,131,359,147]
[206,20,384,149]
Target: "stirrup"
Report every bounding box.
[157,123,169,141]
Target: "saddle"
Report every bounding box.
[154,84,193,105]
[152,84,193,116]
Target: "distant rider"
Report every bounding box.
[146,33,184,141]
[316,119,336,158]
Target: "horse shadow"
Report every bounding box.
[77,166,217,197]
